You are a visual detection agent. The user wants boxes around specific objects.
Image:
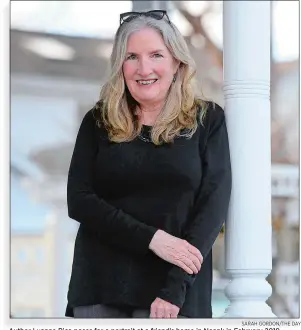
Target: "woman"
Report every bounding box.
[65,10,231,319]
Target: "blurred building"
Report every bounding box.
[11,214,75,317]
[10,0,299,318]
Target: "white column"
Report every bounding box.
[132,0,169,11]
[223,1,275,317]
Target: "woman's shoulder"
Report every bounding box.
[80,100,105,128]
[195,98,224,115]
[91,99,105,121]
[195,99,225,128]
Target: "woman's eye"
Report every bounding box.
[152,53,163,58]
[126,54,136,60]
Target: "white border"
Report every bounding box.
[295,0,301,324]
[1,0,10,327]
[2,1,301,330]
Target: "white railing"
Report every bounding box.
[274,261,299,317]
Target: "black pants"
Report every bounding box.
[73,304,186,318]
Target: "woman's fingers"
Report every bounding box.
[176,250,202,274]
[177,255,199,274]
[150,298,180,318]
[183,257,199,274]
[186,241,203,263]
[150,302,165,318]
[170,306,179,318]
[164,306,172,318]
[188,253,202,271]
[176,260,194,274]
[156,306,164,318]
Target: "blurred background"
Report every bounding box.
[10,0,299,318]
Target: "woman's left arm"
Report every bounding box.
[156,103,232,309]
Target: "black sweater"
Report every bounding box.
[65,101,232,318]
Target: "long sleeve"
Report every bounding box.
[67,109,158,255]
[157,103,232,308]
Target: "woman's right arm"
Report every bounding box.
[68,109,201,270]
[68,109,159,255]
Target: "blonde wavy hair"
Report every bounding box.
[96,14,209,145]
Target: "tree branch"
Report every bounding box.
[173,1,223,67]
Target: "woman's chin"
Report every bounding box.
[134,92,163,103]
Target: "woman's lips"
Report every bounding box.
[136,79,158,86]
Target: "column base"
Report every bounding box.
[222,270,277,318]
[222,302,276,318]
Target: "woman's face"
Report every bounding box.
[122,27,179,107]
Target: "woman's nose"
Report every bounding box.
[137,58,153,77]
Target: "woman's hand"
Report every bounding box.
[149,229,203,274]
[150,297,179,318]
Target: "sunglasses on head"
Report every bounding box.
[120,10,171,25]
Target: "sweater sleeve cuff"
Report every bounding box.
[157,267,196,308]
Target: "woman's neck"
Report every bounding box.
[136,102,163,126]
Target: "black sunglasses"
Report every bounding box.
[120,10,171,25]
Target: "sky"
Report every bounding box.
[10,0,299,62]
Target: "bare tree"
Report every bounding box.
[173,1,223,68]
